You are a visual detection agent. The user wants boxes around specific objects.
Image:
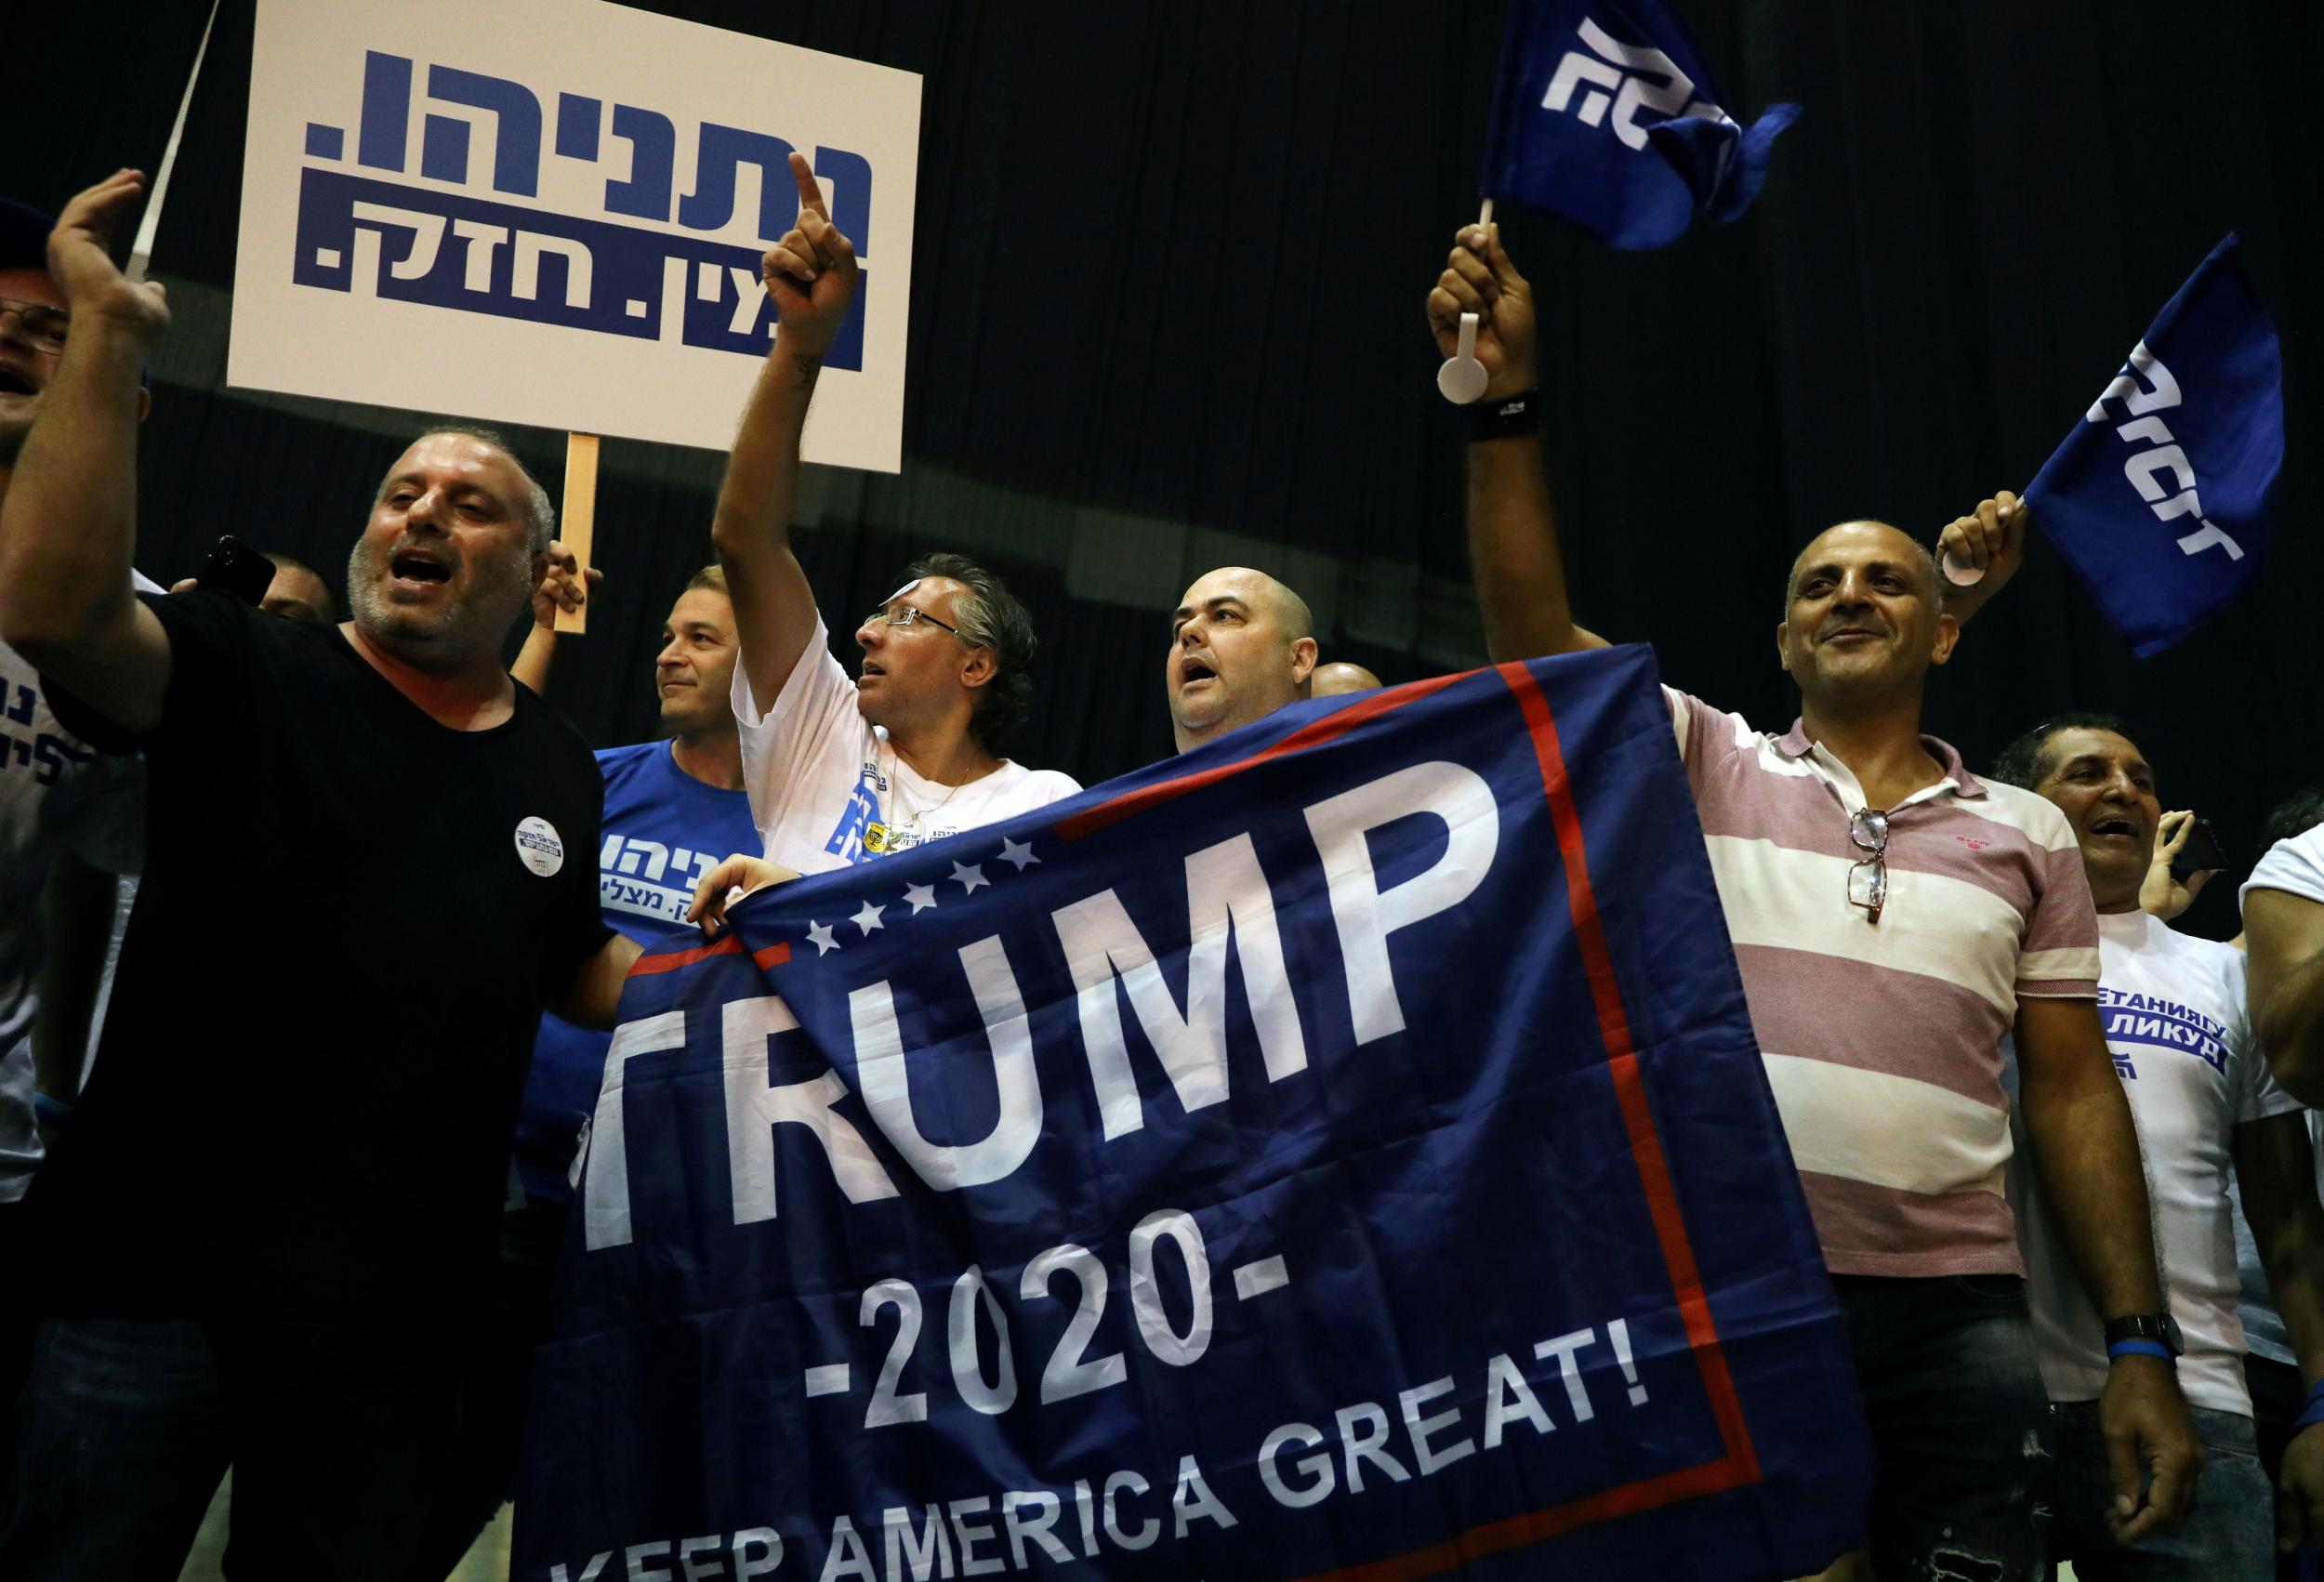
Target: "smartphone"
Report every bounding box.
[2171,816,2230,879]
[197,535,276,606]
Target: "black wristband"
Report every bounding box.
[2103,1312,2185,1357]
[1468,389,1539,442]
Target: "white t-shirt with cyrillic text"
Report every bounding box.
[2010,909,2298,1415]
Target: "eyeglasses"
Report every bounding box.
[865,603,960,637]
[0,296,67,357]
[1847,808,1890,924]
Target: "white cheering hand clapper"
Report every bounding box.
[1437,199,1496,405]
[1937,495,2019,587]
[1937,545,1985,587]
[1438,312,1488,404]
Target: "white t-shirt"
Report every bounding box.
[733,616,1081,874]
[2245,824,2324,912]
[0,570,163,1203]
[2007,909,2299,1415]
[2233,824,2324,1363]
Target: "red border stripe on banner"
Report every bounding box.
[1497,660,1761,1479]
[1053,672,1470,841]
[629,933,792,977]
[1296,1457,1758,1582]
[1295,660,1763,1582]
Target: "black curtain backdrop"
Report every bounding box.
[12,0,2320,939]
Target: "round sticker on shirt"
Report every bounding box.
[513,815,565,877]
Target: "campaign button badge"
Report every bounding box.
[514,815,565,877]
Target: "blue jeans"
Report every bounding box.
[1832,1273,2054,1581]
[0,1315,461,1581]
[2049,1397,2273,1580]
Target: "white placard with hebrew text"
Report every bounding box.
[231,0,918,468]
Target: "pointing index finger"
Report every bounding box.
[787,151,829,222]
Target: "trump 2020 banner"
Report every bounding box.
[231,0,918,468]
[518,648,1870,1581]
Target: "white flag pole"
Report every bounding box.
[1437,198,1498,404]
[127,0,222,283]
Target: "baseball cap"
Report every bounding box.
[0,201,54,274]
[0,197,153,388]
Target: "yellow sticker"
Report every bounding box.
[864,822,890,855]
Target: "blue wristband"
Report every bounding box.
[2298,1380,2324,1430]
[2106,1338,2173,1362]
[31,1091,73,1128]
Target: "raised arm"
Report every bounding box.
[2014,994,2199,1538]
[2249,888,2324,1106]
[1428,223,1605,662]
[711,152,860,714]
[0,171,173,733]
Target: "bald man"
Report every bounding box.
[1312,661,1381,697]
[1429,220,2199,1575]
[1166,566,1318,754]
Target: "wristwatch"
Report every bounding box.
[2104,1313,2185,1359]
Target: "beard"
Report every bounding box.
[345,534,533,662]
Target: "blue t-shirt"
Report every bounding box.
[518,740,759,1202]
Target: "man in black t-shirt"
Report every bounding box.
[0,172,641,1581]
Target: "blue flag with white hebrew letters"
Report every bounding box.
[2026,234,2284,657]
[1481,0,1798,248]
[514,648,1869,1582]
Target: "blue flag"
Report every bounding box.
[2027,233,2285,657]
[515,649,1870,1582]
[1481,0,1798,249]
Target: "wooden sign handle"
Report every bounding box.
[554,431,600,635]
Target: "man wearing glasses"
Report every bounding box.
[1427,222,2197,1576]
[710,154,1078,875]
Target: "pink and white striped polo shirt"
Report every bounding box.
[1669,689,2100,1278]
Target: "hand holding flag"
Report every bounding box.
[1427,223,1538,402]
[1934,490,2028,611]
